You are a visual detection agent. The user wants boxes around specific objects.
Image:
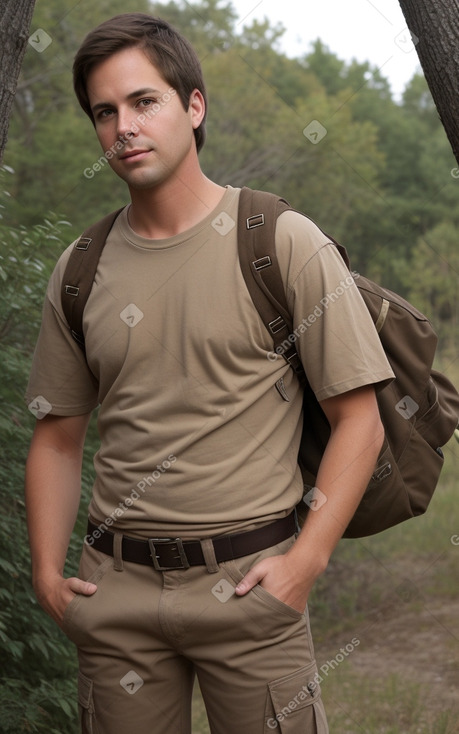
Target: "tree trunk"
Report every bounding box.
[398,0,459,165]
[0,0,37,165]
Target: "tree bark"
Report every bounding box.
[0,0,37,165]
[398,0,459,165]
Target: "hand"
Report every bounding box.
[34,573,97,628]
[234,554,314,614]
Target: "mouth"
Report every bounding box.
[119,149,151,162]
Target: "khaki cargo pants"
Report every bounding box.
[62,533,328,734]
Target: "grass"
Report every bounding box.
[322,666,459,734]
[310,441,459,639]
[191,665,459,734]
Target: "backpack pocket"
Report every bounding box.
[416,371,459,448]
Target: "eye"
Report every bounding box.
[96,108,114,121]
[136,98,156,108]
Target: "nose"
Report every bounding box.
[116,108,140,142]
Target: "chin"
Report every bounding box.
[125,172,168,191]
[108,163,160,189]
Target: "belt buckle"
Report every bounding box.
[148,537,190,571]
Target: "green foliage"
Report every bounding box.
[0,185,98,732]
[151,0,237,52]
[0,678,78,734]
[0,375,80,729]
[0,171,71,351]
[399,221,459,355]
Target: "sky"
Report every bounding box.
[228,0,422,98]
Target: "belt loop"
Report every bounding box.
[113,531,124,571]
[200,538,219,574]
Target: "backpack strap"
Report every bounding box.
[237,187,303,374]
[61,208,124,351]
[237,187,352,375]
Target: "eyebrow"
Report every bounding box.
[91,88,162,114]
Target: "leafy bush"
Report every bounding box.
[0,185,91,732]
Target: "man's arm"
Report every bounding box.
[235,384,384,611]
[25,412,97,626]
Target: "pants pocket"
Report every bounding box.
[61,549,113,646]
[222,536,304,621]
[265,661,328,733]
[78,671,97,734]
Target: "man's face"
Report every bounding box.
[86,47,203,191]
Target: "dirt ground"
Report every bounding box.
[318,582,459,716]
[357,601,456,705]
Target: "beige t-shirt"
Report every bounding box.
[26,186,394,538]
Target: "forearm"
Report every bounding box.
[24,414,90,587]
[24,413,96,624]
[25,448,82,584]
[288,407,384,577]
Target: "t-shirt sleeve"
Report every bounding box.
[24,243,99,416]
[275,210,394,402]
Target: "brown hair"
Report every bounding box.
[73,13,207,152]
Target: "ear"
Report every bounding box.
[189,89,206,130]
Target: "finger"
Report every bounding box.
[67,577,97,596]
[235,565,265,596]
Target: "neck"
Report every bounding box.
[127,169,226,239]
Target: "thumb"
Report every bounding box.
[235,564,264,596]
[68,577,97,596]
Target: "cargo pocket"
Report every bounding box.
[78,671,97,734]
[265,662,328,733]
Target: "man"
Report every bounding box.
[25,13,393,734]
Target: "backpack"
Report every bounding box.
[61,187,459,538]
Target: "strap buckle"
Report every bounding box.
[285,349,304,375]
[268,316,287,334]
[148,537,190,571]
[75,236,92,251]
[64,284,80,297]
[246,213,265,229]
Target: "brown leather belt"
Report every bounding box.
[86,513,296,571]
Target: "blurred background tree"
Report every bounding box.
[398,0,459,164]
[0,0,37,163]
